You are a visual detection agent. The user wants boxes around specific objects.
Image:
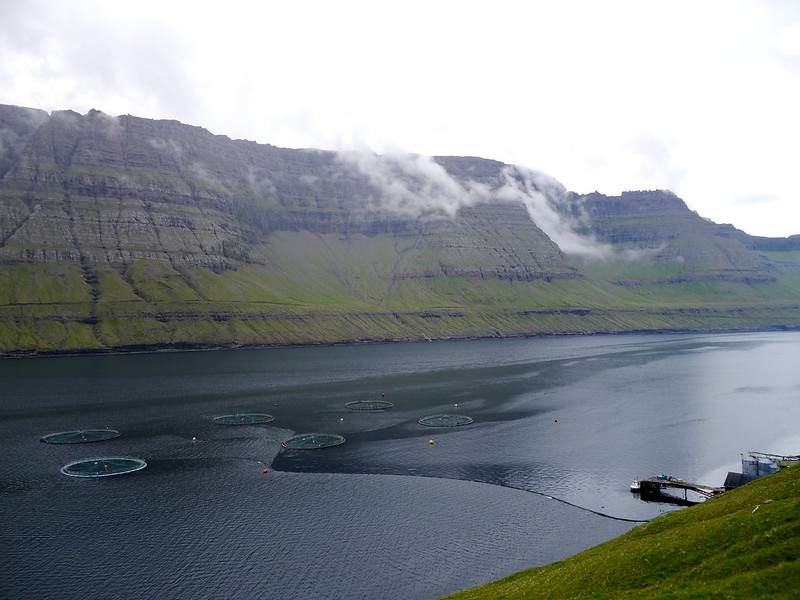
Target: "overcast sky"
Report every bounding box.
[2,0,799,236]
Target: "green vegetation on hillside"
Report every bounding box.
[1,105,799,355]
[0,233,799,355]
[441,465,800,600]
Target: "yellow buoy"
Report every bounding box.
[429,439,434,445]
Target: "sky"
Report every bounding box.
[1,0,799,237]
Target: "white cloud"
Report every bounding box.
[342,152,614,257]
[496,166,614,258]
[2,0,800,236]
[339,152,490,218]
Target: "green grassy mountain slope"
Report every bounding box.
[0,105,799,355]
[441,464,800,600]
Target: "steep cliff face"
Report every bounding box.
[0,106,576,280]
[0,105,49,177]
[0,104,798,355]
[569,190,775,283]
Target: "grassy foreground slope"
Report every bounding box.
[441,465,800,600]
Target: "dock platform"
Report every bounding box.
[639,475,724,501]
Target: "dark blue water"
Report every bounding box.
[2,332,799,599]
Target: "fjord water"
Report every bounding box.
[2,332,799,599]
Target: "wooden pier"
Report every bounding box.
[639,476,725,502]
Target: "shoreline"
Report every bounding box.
[2,324,797,360]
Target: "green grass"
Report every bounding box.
[0,263,91,304]
[94,264,146,303]
[1,226,800,354]
[440,465,800,600]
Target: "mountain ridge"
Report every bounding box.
[1,104,798,356]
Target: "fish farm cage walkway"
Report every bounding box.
[41,429,121,444]
[60,457,147,478]
[213,413,275,425]
[281,433,346,449]
[345,400,393,410]
[418,414,473,427]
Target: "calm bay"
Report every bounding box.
[2,331,799,599]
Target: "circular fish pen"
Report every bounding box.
[418,414,473,427]
[41,429,121,444]
[213,413,275,425]
[345,400,393,411]
[60,457,147,478]
[281,433,345,449]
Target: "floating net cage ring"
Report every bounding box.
[41,429,121,444]
[213,413,275,425]
[60,457,147,478]
[345,400,394,411]
[281,433,346,449]
[418,414,474,427]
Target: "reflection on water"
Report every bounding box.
[2,331,799,599]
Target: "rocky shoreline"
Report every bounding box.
[3,323,798,360]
